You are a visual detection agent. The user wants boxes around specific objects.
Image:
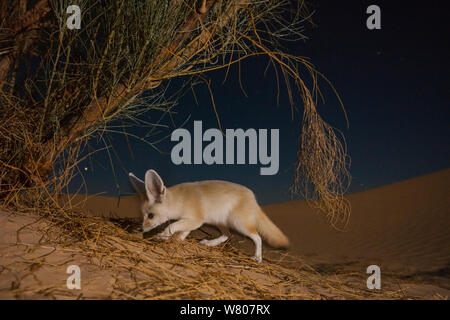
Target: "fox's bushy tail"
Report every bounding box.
[256,208,289,248]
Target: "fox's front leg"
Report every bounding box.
[157,219,203,241]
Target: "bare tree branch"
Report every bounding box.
[0,0,50,88]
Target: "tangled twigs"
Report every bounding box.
[294,98,351,230]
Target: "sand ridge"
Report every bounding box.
[72,169,450,276]
[0,169,449,299]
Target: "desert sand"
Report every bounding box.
[0,169,449,299]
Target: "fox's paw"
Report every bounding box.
[251,255,262,263]
[155,232,171,241]
[199,239,215,246]
[199,235,229,247]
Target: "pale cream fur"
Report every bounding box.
[129,170,289,263]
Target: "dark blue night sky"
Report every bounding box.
[71,1,450,205]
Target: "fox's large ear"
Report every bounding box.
[144,169,166,204]
[129,172,147,200]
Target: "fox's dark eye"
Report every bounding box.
[147,213,154,219]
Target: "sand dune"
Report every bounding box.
[71,169,450,277]
[266,169,450,275]
[3,169,447,299]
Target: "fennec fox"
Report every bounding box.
[129,170,289,262]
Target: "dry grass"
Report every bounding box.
[1,201,419,300]
[294,97,351,230]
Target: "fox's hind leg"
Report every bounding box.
[231,216,262,262]
[239,227,262,263]
[199,226,230,247]
[157,219,203,241]
[229,202,263,262]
